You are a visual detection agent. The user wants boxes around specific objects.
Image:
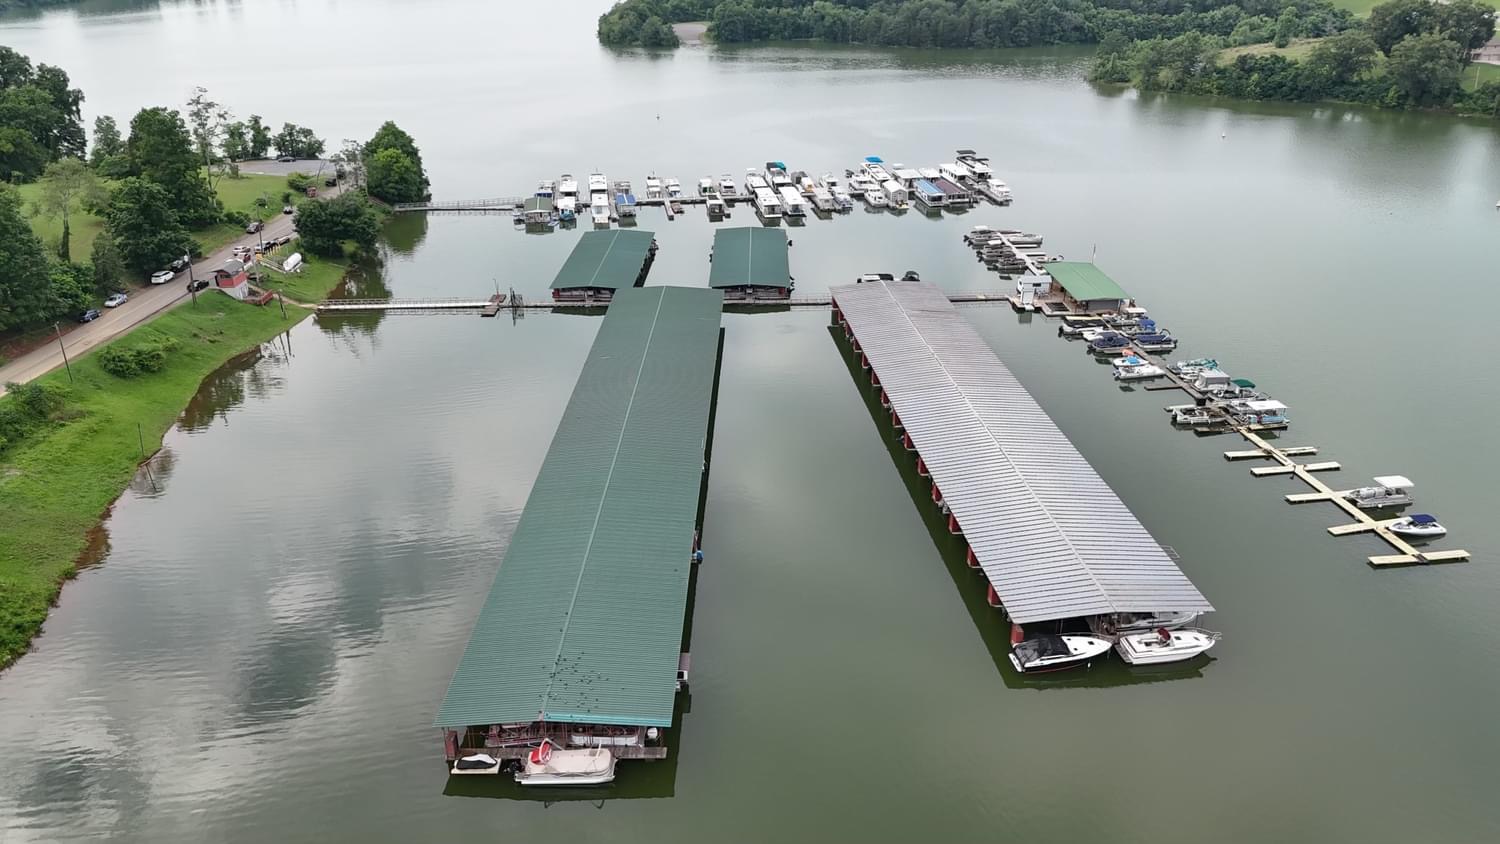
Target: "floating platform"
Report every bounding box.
[434,286,724,767]
[710,227,792,301]
[831,280,1212,625]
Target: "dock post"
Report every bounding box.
[986,583,1002,608]
[931,483,943,506]
[947,513,963,535]
[890,409,902,428]
[902,432,916,451]
[916,456,928,476]
[966,547,979,569]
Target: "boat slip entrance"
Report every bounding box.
[434,286,723,773]
[831,280,1212,625]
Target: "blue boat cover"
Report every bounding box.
[1140,319,1156,330]
[1410,514,1437,524]
[914,179,942,196]
[865,156,884,163]
[614,193,636,204]
[1134,334,1170,343]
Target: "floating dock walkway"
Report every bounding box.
[314,294,506,316]
[831,280,1212,626]
[434,286,724,771]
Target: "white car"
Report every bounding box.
[104,292,128,308]
[150,270,174,285]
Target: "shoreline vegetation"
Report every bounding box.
[597,0,1498,117]
[0,252,347,671]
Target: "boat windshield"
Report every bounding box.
[1014,635,1070,663]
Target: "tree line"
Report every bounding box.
[597,0,1353,50]
[1,45,430,334]
[1090,0,1498,116]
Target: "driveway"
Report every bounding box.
[0,181,344,398]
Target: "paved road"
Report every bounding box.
[0,182,343,398]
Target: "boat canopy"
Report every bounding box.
[1373,475,1414,489]
[1013,634,1071,663]
[864,156,884,163]
[1139,318,1156,331]
[1409,514,1438,524]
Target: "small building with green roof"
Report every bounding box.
[1045,262,1130,314]
[708,227,792,300]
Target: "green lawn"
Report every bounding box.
[255,250,351,304]
[0,294,312,669]
[1218,38,1325,65]
[20,172,291,269]
[1463,61,1500,91]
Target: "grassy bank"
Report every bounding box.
[19,172,290,264]
[0,254,349,669]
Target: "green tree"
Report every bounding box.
[247,114,271,158]
[292,192,379,256]
[48,260,93,315]
[0,186,55,330]
[222,120,249,161]
[1273,7,1299,49]
[362,121,427,192]
[0,46,87,182]
[186,86,233,191]
[1368,0,1439,54]
[1305,30,1381,86]
[271,122,324,159]
[1387,32,1463,106]
[29,157,106,262]
[365,147,425,203]
[125,106,220,227]
[105,177,195,275]
[90,228,126,294]
[1433,0,1497,54]
[89,114,125,170]
[638,15,680,46]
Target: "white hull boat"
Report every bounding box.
[718,175,738,197]
[1389,514,1446,538]
[1343,475,1415,510]
[515,743,617,787]
[1009,634,1113,673]
[1115,628,1220,665]
[1094,611,1201,635]
[1172,407,1214,426]
[1115,364,1167,381]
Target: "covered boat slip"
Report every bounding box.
[550,229,658,301]
[435,286,724,764]
[830,281,1212,625]
[708,227,792,300]
[1045,262,1130,313]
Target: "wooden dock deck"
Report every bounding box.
[316,294,506,313]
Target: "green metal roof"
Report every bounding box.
[707,227,789,289]
[550,229,656,291]
[434,286,724,729]
[1047,262,1128,302]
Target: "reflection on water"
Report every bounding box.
[382,212,429,257]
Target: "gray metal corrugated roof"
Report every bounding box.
[707,227,789,289]
[434,286,724,728]
[831,281,1211,624]
[550,229,656,290]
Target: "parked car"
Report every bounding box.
[187,279,210,292]
[169,255,191,272]
[277,154,295,163]
[77,308,102,323]
[275,234,294,246]
[103,293,128,308]
[150,269,175,285]
[282,204,294,214]
[246,220,264,234]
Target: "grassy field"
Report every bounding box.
[19,172,291,266]
[257,249,353,304]
[1218,38,1325,65]
[0,294,313,669]
[1463,61,1500,91]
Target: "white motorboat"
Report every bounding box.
[451,753,501,775]
[514,741,617,786]
[1008,634,1113,673]
[645,174,663,199]
[558,174,579,200]
[590,195,611,227]
[587,172,608,195]
[832,188,853,211]
[1115,364,1166,381]
[1343,475,1414,510]
[1389,513,1446,538]
[664,177,682,198]
[697,177,715,196]
[1115,628,1220,665]
[1172,406,1214,426]
[863,185,888,208]
[1112,354,1148,368]
[1170,357,1218,374]
[986,178,1012,201]
[718,174,738,197]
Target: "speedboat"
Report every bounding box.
[1115,363,1166,381]
[1111,354,1148,368]
[718,174,738,197]
[1008,634,1113,673]
[1389,513,1446,538]
[1115,628,1220,666]
[1170,357,1218,374]
[451,753,501,775]
[514,740,616,787]
[1343,475,1414,510]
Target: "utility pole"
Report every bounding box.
[186,254,198,307]
[54,322,73,383]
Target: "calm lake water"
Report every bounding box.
[3,1,1500,841]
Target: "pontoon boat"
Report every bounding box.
[1343,476,1414,509]
[514,741,617,786]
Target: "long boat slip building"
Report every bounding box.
[549,229,659,302]
[436,286,724,784]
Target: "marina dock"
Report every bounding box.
[434,286,724,775]
[830,280,1213,627]
[708,227,792,301]
[550,229,658,303]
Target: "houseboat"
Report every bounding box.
[590,194,611,226]
[810,185,837,212]
[861,156,894,184]
[718,174,739,197]
[745,170,770,195]
[777,185,807,217]
[645,174,663,199]
[764,161,792,190]
[881,179,909,210]
[753,187,782,220]
[587,172,608,197]
[706,197,727,220]
[557,175,579,222]
[939,162,972,183]
[912,178,946,208]
[697,177,716,197]
[956,149,993,180]
[612,180,637,218]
